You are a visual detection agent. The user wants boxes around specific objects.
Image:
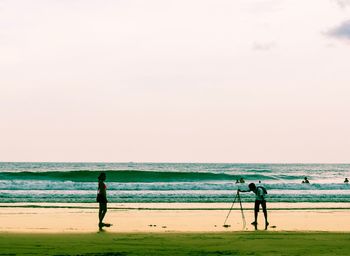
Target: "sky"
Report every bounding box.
[1,0,350,163]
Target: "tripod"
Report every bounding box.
[223,190,246,229]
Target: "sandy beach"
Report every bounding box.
[1,203,350,255]
[1,202,350,233]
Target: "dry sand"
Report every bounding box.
[1,202,350,233]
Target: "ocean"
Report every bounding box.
[0,162,349,204]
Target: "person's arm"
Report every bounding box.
[238,188,250,193]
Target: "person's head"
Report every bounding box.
[98,172,106,181]
[248,183,256,191]
[304,177,308,180]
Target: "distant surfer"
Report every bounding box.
[239,183,269,230]
[239,177,245,183]
[302,177,310,184]
[344,178,349,184]
[97,172,111,230]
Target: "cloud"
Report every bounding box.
[252,42,276,51]
[327,20,350,40]
[333,0,350,8]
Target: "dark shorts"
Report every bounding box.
[254,200,267,212]
[99,202,107,211]
[97,194,107,204]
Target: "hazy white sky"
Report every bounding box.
[1,0,350,162]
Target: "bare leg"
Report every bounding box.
[263,209,269,229]
[253,210,258,230]
[101,209,107,222]
[99,209,106,223]
[99,204,107,229]
[98,209,103,229]
[254,210,258,223]
[251,201,258,229]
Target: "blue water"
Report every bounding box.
[0,162,349,203]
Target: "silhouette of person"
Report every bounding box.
[97,172,108,230]
[235,179,240,184]
[239,177,245,184]
[302,177,310,184]
[239,183,269,230]
[344,178,349,184]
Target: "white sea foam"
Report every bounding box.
[0,162,349,203]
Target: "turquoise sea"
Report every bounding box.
[0,162,349,203]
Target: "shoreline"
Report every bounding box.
[1,202,350,233]
[1,202,350,209]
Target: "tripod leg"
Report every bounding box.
[238,193,246,229]
[223,191,238,226]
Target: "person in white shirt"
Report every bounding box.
[239,183,269,229]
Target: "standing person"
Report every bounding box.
[97,172,110,230]
[239,183,269,230]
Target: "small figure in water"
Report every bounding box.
[235,179,240,184]
[344,178,349,184]
[239,183,269,230]
[239,177,245,184]
[302,177,310,184]
[97,172,110,230]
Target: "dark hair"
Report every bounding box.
[248,183,256,191]
[98,172,106,181]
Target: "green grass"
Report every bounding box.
[1,232,350,255]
